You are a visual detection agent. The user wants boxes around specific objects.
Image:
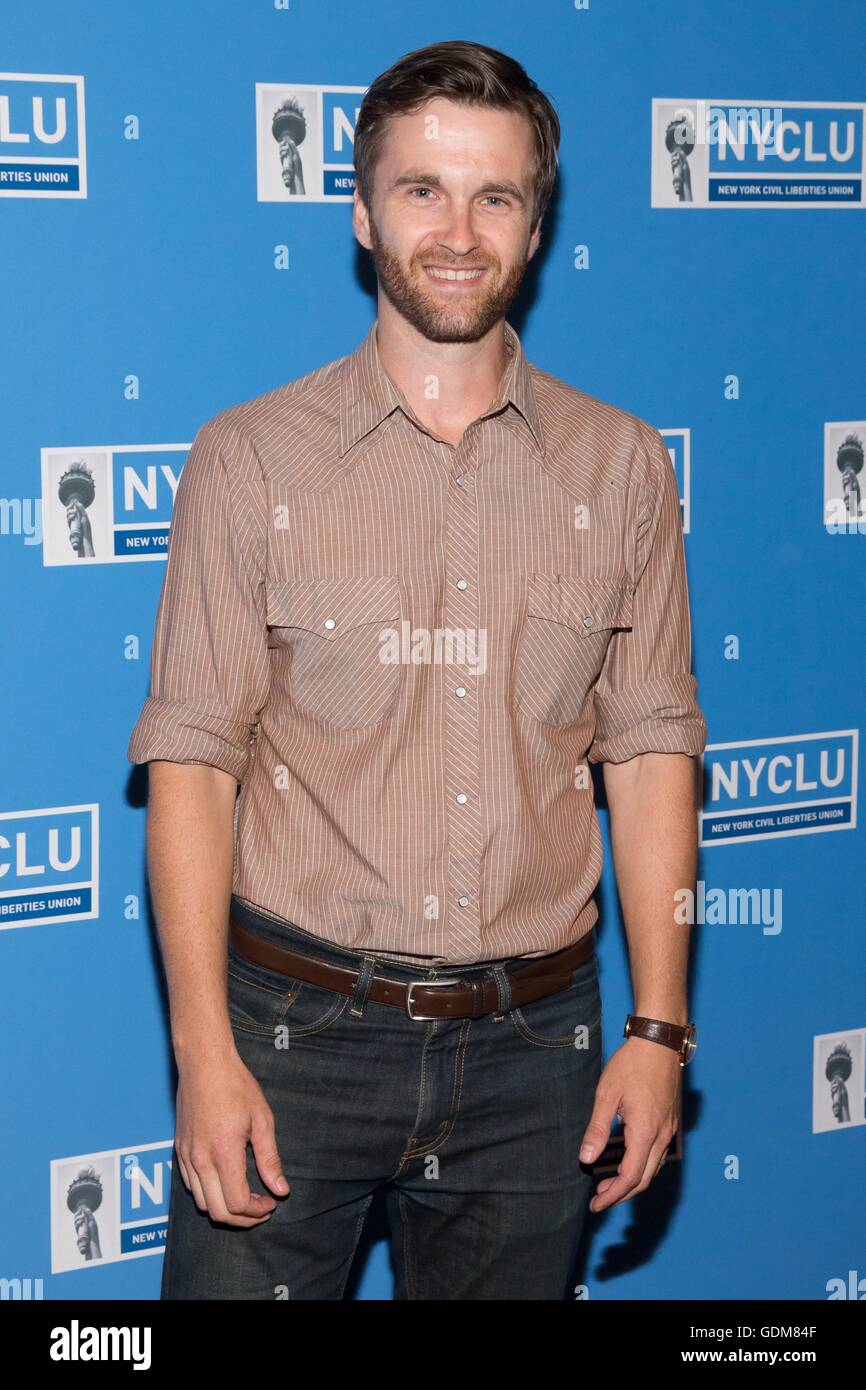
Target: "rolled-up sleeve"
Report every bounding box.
[127,416,270,782]
[588,427,707,764]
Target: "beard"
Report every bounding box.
[367,210,532,344]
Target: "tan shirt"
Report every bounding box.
[127,319,707,965]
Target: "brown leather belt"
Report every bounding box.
[228,916,595,1022]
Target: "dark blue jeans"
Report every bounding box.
[160,895,603,1300]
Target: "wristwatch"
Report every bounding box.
[624,1014,698,1066]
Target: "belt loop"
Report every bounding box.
[490,963,512,1022]
[349,956,377,1019]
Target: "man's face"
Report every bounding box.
[354,97,542,343]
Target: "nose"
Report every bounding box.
[434,201,481,257]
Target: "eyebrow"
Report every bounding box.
[390,170,527,207]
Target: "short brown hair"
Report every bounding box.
[353,40,560,232]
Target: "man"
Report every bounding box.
[128,39,707,1300]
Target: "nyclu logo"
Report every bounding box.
[0,803,99,929]
[0,72,86,198]
[700,730,858,846]
[40,443,189,566]
[256,83,367,202]
[652,98,866,207]
[50,1142,173,1273]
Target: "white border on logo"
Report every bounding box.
[0,803,99,927]
[658,427,691,534]
[40,442,191,567]
[699,729,859,846]
[651,98,866,209]
[255,82,367,203]
[50,1139,173,1273]
[0,72,87,199]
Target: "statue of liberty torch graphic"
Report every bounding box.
[272,96,307,195]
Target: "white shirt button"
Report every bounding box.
[456,578,468,591]
[454,686,467,698]
[455,473,466,486]
[323,617,336,630]
[457,895,470,907]
[455,792,468,804]
[582,614,594,629]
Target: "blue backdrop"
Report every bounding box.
[2,0,864,1301]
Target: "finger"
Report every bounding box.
[636,1136,672,1193]
[194,1161,234,1223]
[199,1158,275,1229]
[250,1109,290,1197]
[589,1126,655,1211]
[195,1159,250,1228]
[217,1144,277,1220]
[593,1175,618,1194]
[186,1164,209,1214]
[175,1151,191,1190]
[578,1102,618,1165]
[594,1133,670,1208]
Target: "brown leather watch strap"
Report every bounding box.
[228,916,595,1021]
[624,1013,693,1061]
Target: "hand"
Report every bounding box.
[174,1049,290,1227]
[578,1035,681,1211]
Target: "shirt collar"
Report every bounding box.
[338,317,546,459]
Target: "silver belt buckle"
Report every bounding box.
[405,977,462,1021]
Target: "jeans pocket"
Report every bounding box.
[227,949,350,1039]
[508,955,601,1049]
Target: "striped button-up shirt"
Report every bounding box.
[127,318,707,965]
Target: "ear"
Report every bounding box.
[353,189,372,250]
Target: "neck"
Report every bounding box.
[374,300,510,443]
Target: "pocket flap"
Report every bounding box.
[266,574,402,638]
[526,574,633,634]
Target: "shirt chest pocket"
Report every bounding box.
[266,574,404,730]
[512,574,634,728]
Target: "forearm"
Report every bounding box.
[145,761,240,1067]
[603,751,700,1025]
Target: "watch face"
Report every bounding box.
[684,1023,698,1062]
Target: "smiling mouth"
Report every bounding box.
[423,266,487,283]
